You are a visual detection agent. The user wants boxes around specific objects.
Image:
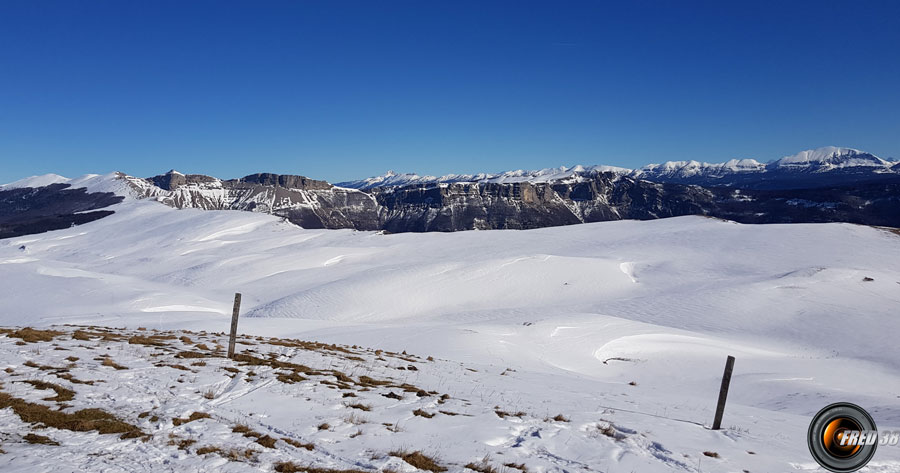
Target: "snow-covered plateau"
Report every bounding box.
[1,196,900,472]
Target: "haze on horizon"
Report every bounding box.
[0,1,898,184]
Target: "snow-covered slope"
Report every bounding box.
[2,199,900,471]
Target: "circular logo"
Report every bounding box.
[808,403,878,472]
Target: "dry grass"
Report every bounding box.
[413,409,435,418]
[494,410,525,419]
[232,424,253,434]
[172,411,211,426]
[21,380,75,402]
[24,433,60,446]
[281,437,315,450]
[273,463,368,473]
[255,435,277,448]
[175,351,209,359]
[504,463,528,472]
[346,402,371,411]
[56,373,95,385]
[0,391,142,438]
[550,414,569,422]
[389,450,447,473]
[465,459,498,473]
[101,358,128,370]
[317,422,330,431]
[127,334,175,346]
[195,445,258,462]
[1,328,64,343]
[168,435,196,450]
[703,451,720,458]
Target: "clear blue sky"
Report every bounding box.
[1,0,898,184]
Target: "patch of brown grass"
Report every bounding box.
[175,351,209,359]
[389,450,447,473]
[56,373,95,385]
[172,411,211,426]
[232,424,252,434]
[0,391,142,438]
[495,410,525,419]
[2,328,63,343]
[21,380,75,402]
[255,435,277,448]
[281,437,314,450]
[504,463,528,472]
[465,458,498,473]
[703,451,720,458]
[317,422,330,431]
[273,463,368,473]
[128,334,175,346]
[24,433,59,445]
[346,402,371,411]
[101,358,128,370]
[550,414,569,422]
[413,409,435,418]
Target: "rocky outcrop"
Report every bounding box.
[128,170,900,231]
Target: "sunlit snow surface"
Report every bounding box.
[2,199,900,472]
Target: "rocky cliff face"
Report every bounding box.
[125,169,900,232]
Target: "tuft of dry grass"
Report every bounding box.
[273,463,368,473]
[128,334,175,346]
[346,402,371,411]
[1,328,64,343]
[504,463,528,472]
[0,391,142,438]
[172,411,211,426]
[281,437,315,450]
[703,451,720,458]
[550,414,569,422]
[413,409,435,418]
[317,422,331,431]
[389,450,447,473]
[24,433,60,445]
[101,358,128,370]
[255,435,277,448]
[494,410,526,419]
[175,351,209,359]
[21,380,75,402]
[65,356,79,362]
[232,424,252,434]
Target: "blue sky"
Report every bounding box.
[1,1,898,184]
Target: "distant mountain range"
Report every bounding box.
[338,146,899,190]
[1,147,898,238]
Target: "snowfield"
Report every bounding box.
[2,197,900,472]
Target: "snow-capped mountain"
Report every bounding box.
[337,165,632,190]
[341,147,898,191]
[1,146,899,239]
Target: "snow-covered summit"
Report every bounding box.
[0,172,136,196]
[770,146,890,169]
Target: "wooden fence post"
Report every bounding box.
[227,293,241,359]
[712,355,735,430]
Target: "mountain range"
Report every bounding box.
[1,146,898,238]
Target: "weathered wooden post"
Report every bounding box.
[227,293,241,359]
[712,355,735,430]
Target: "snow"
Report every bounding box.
[2,199,900,471]
[0,172,137,196]
[772,146,890,169]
